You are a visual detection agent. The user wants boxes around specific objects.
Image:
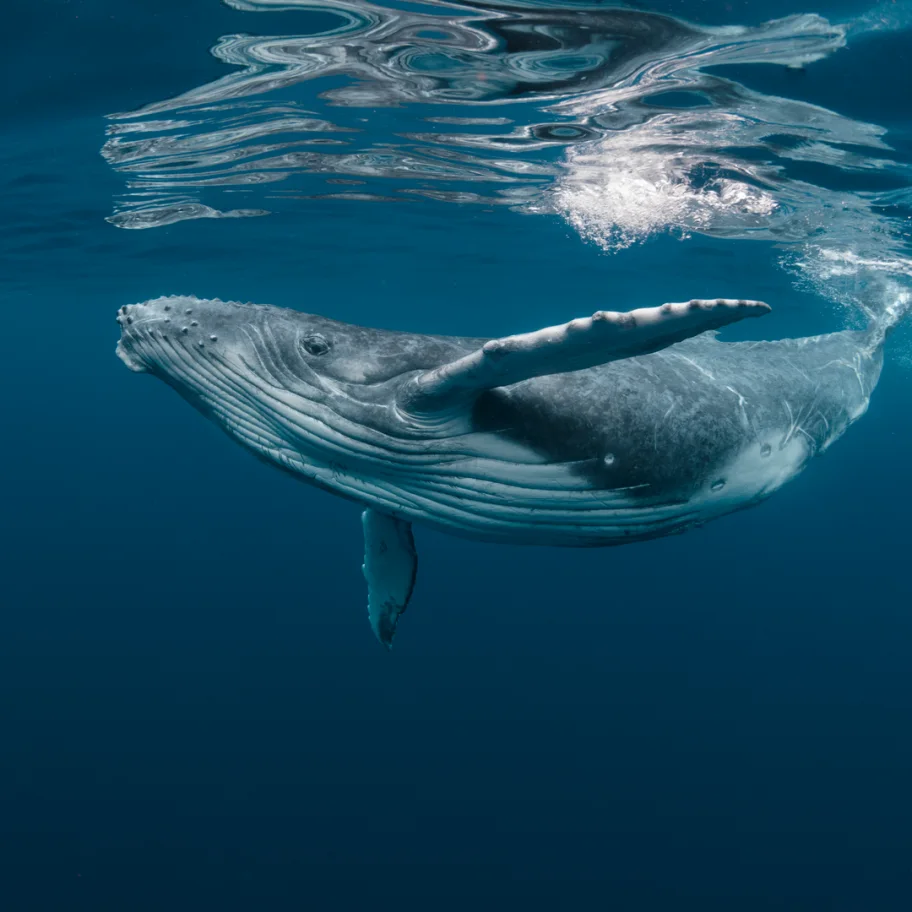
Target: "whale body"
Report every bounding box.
[116,294,885,645]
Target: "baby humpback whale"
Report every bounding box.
[116,294,887,646]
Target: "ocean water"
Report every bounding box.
[4,0,912,908]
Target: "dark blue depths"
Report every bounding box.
[3,1,912,909]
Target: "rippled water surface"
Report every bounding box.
[5,1,912,910]
[102,0,912,322]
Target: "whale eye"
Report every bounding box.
[302,333,332,356]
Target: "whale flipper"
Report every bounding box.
[404,298,769,412]
[361,509,418,648]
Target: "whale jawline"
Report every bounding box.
[115,339,149,373]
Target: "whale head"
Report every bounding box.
[115,294,401,464]
[115,294,473,471]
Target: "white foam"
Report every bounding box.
[846,0,912,38]
[555,141,777,252]
[806,248,912,281]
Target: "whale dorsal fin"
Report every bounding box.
[361,509,417,649]
[401,298,769,414]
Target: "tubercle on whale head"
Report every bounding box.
[114,294,329,381]
[114,294,425,390]
[114,295,342,457]
[116,294,456,471]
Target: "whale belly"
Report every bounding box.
[283,422,810,547]
[376,431,810,546]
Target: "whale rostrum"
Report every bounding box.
[117,294,888,646]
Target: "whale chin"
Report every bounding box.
[115,339,149,373]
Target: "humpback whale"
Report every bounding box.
[116,294,888,646]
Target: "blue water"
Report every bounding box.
[4,0,912,908]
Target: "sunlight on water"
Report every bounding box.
[101,0,912,321]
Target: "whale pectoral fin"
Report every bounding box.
[361,509,418,649]
[403,299,769,413]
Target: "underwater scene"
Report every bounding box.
[4,0,912,908]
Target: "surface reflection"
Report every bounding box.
[102,0,911,312]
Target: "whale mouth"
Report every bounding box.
[115,303,154,373]
[114,295,316,472]
[115,296,247,382]
[115,336,149,373]
[116,297,223,376]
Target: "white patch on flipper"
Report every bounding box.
[361,509,417,649]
